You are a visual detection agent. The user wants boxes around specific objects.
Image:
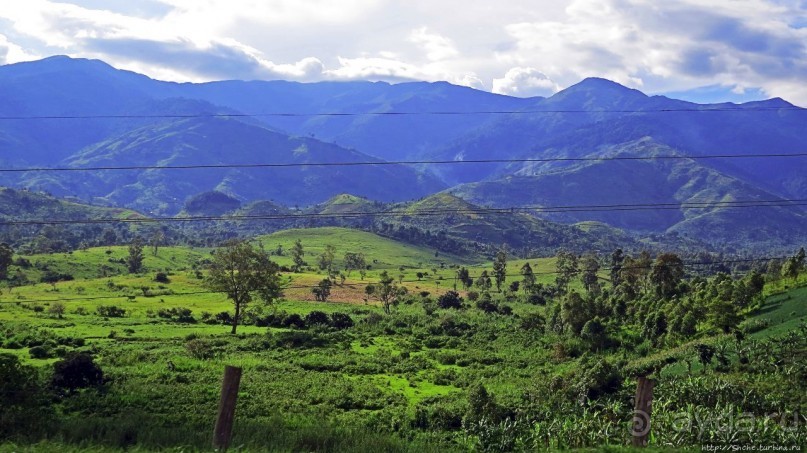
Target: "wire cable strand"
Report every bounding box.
[1,152,805,173]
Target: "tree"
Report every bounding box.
[710,299,741,334]
[580,317,607,351]
[475,270,492,291]
[317,244,336,271]
[580,254,601,295]
[609,249,624,287]
[457,267,473,290]
[126,237,145,274]
[783,247,805,281]
[520,262,535,293]
[561,291,592,335]
[0,243,13,280]
[650,253,684,298]
[369,271,407,315]
[291,239,305,272]
[205,241,284,334]
[48,302,66,319]
[492,248,508,292]
[150,230,165,256]
[554,250,579,294]
[621,251,652,295]
[344,252,366,277]
[311,278,332,302]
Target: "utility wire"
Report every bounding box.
[0,199,805,226]
[0,106,803,121]
[1,152,805,173]
[0,256,786,306]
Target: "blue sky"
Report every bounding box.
[1,0,805,105]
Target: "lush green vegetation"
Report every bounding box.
[0,230,804,452]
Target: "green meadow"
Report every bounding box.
[0,228,804,452]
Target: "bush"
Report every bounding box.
[1,353,54,439]
[330,312,354,330]
[304,311,330,327]
[96,305,126,318]
[29,345,52,359]
[157,307,196,323]
[51,353,104,394]
[476,299,498,314]
[274,331,327,349]
[40,271,75,284]
[185,339,216,360]
[283,313,306,329]
[154,272,171,283]
[437,291,463,309]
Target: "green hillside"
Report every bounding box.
[0,187,147,252]
[389,192,638,254]
[257,227,476,269]
[28,117,445,215]
[451,139,807,250]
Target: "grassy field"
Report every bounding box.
[1,229,804,452]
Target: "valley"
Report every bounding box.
[0,56,805,452]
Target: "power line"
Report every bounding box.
[0,106,803,121]
[1,152,805,174]
[0,256,787,306]
[0,199,804,226]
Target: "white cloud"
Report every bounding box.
[1,0,807,104]
[0,34,39,64]
[325,56,423,82]
[496,0,807,102]
[492,67,560,97]
[409,27,459,61]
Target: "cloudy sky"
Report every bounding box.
[1,0,806,104]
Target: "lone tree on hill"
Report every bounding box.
[126,237,145,274]
[317,244,336,272]
[492,248,508,292]
[312,278,332,302]
[343,252,366,277]
[0,243,13,280]
[367,271,407,315]
[205,240,284,334]
[291,239,305,272]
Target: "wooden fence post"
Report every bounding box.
[213,365,242,451]
[631,376,655,447]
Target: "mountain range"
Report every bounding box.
[0,55,805,251]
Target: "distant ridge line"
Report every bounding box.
[2,152,806,173]
[1,199,805,226]
[0,106,803,121]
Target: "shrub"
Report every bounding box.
[40,271,75,284]
[520,313,546,332]
[1,354,54,438]
[437,291,463,309]
[154,272,171,283]
[274,331,327,349]
[96,305,126,318]
[157,307,196,323]
[304,310,330,327]
[213,312,232,325]
[29,345,52,359]
[476,299,498,314]
[51,353,104,394]
[330,312,354,330]
[282,314,306,329]
[185,339,216,360]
